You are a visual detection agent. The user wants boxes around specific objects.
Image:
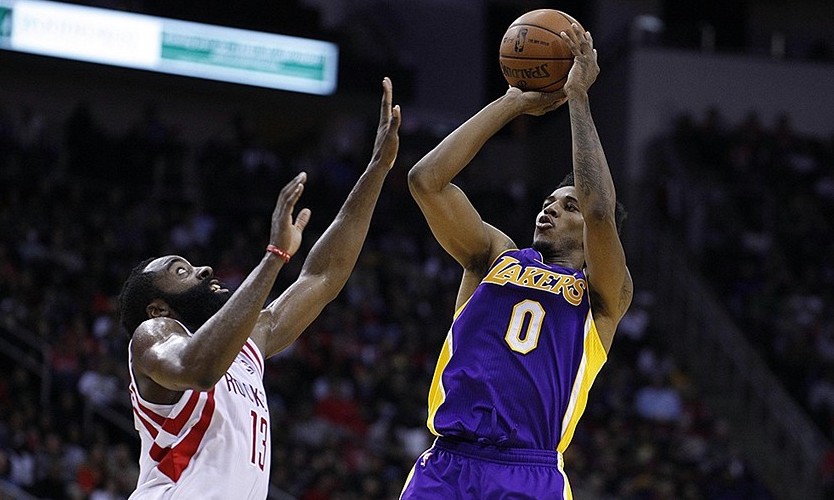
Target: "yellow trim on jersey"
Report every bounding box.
[399,464,416,499]
[556,311,607,453]
[425,292,476,437]
[452,293,474,320]
[556,452,573,500]
[427,294,475,435]
[427,330,454,436]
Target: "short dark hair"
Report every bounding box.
[118,257,158,337]
[556,172,627,234]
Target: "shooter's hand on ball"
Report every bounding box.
[560,24,599,100]
[504,86,567,116]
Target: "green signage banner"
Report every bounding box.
[161,32,327,81]
[0,0,338,94]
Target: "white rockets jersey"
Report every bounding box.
[128,330,270,499]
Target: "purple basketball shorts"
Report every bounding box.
[400,438,570,500]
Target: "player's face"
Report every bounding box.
[532,186,584,251]
[143,255,231,330]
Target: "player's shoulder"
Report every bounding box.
[494,246,542,265]
[479,225,516,266]
[131,317,190,353]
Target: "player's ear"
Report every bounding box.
[146,299,171,319]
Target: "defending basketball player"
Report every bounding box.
[119,78,400,499]
[401,25,632,499]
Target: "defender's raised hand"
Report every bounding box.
[270,172,311,259]
[560,24,599,99]
[370,77,401,170]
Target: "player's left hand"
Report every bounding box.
[560,24,599,99]
[505,86,567,116]
[270,172,310,259]
[370,76,401,170]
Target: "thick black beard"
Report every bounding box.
[159,279,230,333]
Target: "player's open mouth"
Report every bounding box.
[210,280,227,293]
[536,217,554,230]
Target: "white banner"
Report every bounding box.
[0,0,338,95]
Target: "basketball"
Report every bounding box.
[499,9,584,92]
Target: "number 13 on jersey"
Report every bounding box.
[249,410,268,470]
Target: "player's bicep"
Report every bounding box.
[410,181,509,269]
[583,217,631,322]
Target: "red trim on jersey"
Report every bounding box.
[132,406,159,438]
[162,390,201,435]
[129,385,167,426]
[242,340,263,375]
[239,348,258,373]
[151,389,216,482]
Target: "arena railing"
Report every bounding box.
[0,321,135,438]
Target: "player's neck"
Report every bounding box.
[538,247,584,270]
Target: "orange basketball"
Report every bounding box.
[499,9,583,92]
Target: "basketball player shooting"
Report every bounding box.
[119,78,400,499]
[401,25,632,499]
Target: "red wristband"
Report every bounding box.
[266,244,291,263]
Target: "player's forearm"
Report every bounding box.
[256,165,387,356]
[568,94,616,219]
[300,163,388,288]
[184,254,284,387]
[409,96,519,192]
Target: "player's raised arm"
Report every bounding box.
[250,77,401,358]
[129,173,308,392]
[560,25,632,350]
[408,88,566,274]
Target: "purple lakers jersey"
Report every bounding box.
[426,248,607,452]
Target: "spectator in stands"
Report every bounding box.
[634,373,684,423]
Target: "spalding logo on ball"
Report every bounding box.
[499,9,583,93]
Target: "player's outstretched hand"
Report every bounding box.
[270,172,311,259]
[560,24,599,99]
[370,77,401,170]
[504,86,567,116]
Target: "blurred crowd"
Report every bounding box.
[648,108,834,495]
[0,94,773,500]
[649,108,834,436]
